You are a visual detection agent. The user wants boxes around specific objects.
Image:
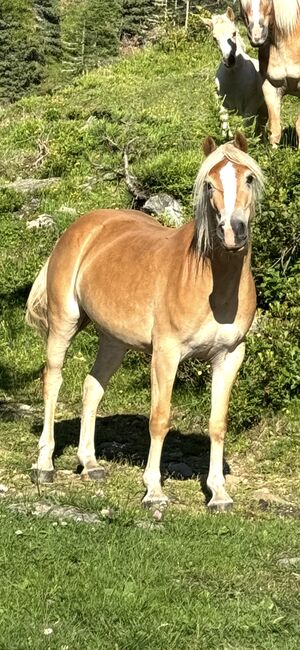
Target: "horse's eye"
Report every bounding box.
[206,181,213,193]
[246,174,254,185]
[233,31,236,37]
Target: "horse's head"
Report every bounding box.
[240,0,273,46]
[211,8,238,68]
[194,133,264,255]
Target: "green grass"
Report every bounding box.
[0,505,299,650]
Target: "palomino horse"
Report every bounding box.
[208,7,267,136]
[240,0,300,147]
[26,133,264,511]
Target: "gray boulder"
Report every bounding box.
[143,193,183,226]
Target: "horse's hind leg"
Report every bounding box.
[32,323,76,484]
[78,335,127,480]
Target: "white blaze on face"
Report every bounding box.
[251,0,261,24]
[219,161,237,248]
[219,161,237,219]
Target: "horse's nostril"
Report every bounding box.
[231,218,247,242]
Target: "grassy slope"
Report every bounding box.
[0,36,299,650]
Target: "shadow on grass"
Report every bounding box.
[32,414,230,488]
[0,363,42,395]
[281,126,299,149]
[0,283,32,310]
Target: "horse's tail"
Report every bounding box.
[25,259,49,340]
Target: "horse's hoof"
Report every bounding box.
[30,468,54,485]
[81,467,106,481]
[142,495,169,509]
[207,498,233,512]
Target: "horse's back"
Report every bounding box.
[46,209,193,348]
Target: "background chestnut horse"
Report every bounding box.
[26,133,264,511]
[240,0,300,146]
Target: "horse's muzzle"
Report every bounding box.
[248,25,268,47]
[217,218,248,250]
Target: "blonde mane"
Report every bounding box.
[240,0,300,35]
[193,142,264,257]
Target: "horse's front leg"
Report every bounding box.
[207,343,245,511]
[143,344,180,507]
[262,79,282,147]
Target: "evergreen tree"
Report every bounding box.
[0,1,43,103]
[121,0,163,39]
[61,0,122,76]
[34,0,61,62]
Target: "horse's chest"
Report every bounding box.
[183,322,243,361]
[266,43,300,92]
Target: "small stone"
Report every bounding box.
[278,557,300,568]
[59,206,77,216]
[1,177,60,192]
[0,484,8,493]
[43,628,53,636]
[153,509,163,521]
[26,214,54,230]
[15,529,23,536]
[136,520,155,530]
[100,507,113,519]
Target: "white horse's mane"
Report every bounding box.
[240,0,300,35]
[193,142,264,257]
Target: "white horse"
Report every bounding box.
[204,8,268,136]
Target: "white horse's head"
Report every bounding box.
[211,8,239,68]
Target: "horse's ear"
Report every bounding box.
[226,6,235,21]
[233,131,248,153]
[203,136,217,157]
[199,16,212,29]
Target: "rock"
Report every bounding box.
[153,509,163,521]
[9,502,101,525]
[59,206,77,216]
[26,214,54,229]
[100,507,113,519]
[252,487,292,506]
[277,557,300,568]
[167,462,193,479]
[1,177,60,192]
[143,193,183,226]
[0,484,8,493]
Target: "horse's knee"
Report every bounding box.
[149,411,170,439]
